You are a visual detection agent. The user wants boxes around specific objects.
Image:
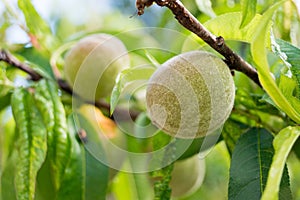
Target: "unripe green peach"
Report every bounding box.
[170,154,205,198]
[146,51,235,138]
[64,34,130,100]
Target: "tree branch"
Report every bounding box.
[137,0,262,87]
[0,49,42,81]
[0,49,139,120]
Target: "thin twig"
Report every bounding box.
[0,49,42,81]
[0,49,139,120]
[138,0,262,87]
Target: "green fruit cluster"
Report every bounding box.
[146,51,235,138]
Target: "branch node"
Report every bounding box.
[216,36,224,47]
[136,0,155,15]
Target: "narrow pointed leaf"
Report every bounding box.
[34,79,71,191]
[250,0,300,123]
[240,0,257,28]
[17,0,58,52]
[11,88,47,200]
[262,126,300,200]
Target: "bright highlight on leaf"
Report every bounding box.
[240,0,257,28]
[250,0,300,124]
[196,0,216,18]
[182,12,269,52]
[262,126,300,200]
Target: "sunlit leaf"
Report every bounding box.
[278,74,300,112]
[240,0,257,28]
[182,12,271,52]
[0,68,14,98]
[250,0,300,124]
[110,66,155,115]
[195,0,216,18]
[11,88,47,200]
[111,170,139,200]
[262,126,300,200]
[17,0,58,52]
[144,50,161,68]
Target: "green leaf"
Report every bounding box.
[262,126,300,200]
[111,170,139,200]
[240,0,257,28]
[57,113,109,200]
[293,136,300,159]
[182,142,230,200]
[1,150,18,200]
[11,88,47,200]
[17,0,58,52]
[75,113,109,200]
[35,158,56,200]
[0,68,14,98]
[56,115,84,200]
[0,110,16,174]
[182,12,269,52]
[113,160,154,200]
[144,50,161,68]
[195,0,216,18]
[221,118,250,155]
[273,39,300,98]
[250,0,300,124]
[17,48,55,80]
[34,79,71,191]
[132,173,154,200]
[110,66,155,115]
[278,74,300,112]
[228,128,292,200]
[0,92,12,111]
